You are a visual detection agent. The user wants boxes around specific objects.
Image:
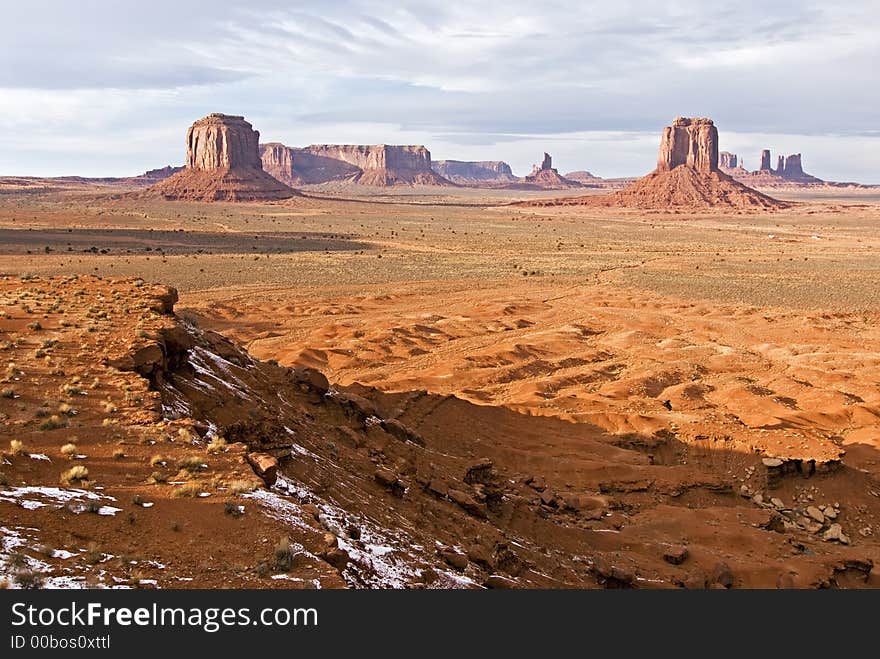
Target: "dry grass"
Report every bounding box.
[228,479,257,495]
[9,439,25,456]
[60,465,89,485]
[171,481,204,498]
[60,442,78,459]
[206,436,227,454]
[149,454,168,467]
[38,414,67,431]
[178,455,207,470]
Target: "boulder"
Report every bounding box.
[246,452,278,486]
[440,549,469,571]
[663,545,689,565]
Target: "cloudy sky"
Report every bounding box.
[1,0,878,181]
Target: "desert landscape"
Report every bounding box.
[0,108,878,591]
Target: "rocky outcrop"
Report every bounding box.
[719,152,738,169]
[657,117,718,174]
[139,165,184,181]
[522,152,582,189]
[431,160,515,184]
[148,114,295,202]
[520,117,787,210]
[726,150,825,186]
[563,170,603,185]
[260,143,453,187]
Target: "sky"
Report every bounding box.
[1,0,878,182]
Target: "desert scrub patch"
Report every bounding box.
[149,454,168,467]
[60,442,78,459]
[224,501,245,517]
[10,439,26,456]
[39,415,68,431]
[171,481,204,498]
[147,471,168,484]
[60,465,89,485]
[273,536,298,572]
[26,321,42,331]
[206,436,227,454]
[1,386,15,398]
[178,455,207,471]
[112,448,126,459]
[228,479,258,495]
[61,383,86,396]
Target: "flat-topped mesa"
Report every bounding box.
[147,113,295,201]
[260,143,453,186]
[657,117,719,174]
[186,114,262,171]
[431,160,515,183]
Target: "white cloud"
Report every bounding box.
[0,1,877,181]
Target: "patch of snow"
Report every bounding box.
[29,453,51,462]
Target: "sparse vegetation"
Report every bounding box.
[149,454,168,467]
[273,536,296,571]
[228,479,257,495]
[206,436,227,454]
[9,439,25,456]
[172,481,204,498]
[224,501,244,517]
[60,465,89,485]
[178,455,206,470]
[39,415,67,431]
[1,386,15,398]
[60,442,78,459]
[112,448,126,459]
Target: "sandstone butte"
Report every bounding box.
[521,117,787,210]
[260,143,453,187]
[147,114,296,202]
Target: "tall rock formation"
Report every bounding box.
[656,117,718,174]
[431,160,515,184]
[520,117,786,210]
[260,143,452,187]
[760,149,773,172]
[781,154,805,178]
[523,152,582,188]
[719,152,738,169]
[148,114,295,201]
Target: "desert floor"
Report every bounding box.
[1,183,879,588]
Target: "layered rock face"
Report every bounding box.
[719,152,738,169]
[261,143,452,187]
[186,114,261,170]
[656,117,718,174]
[148,114,295,201]
[431,160,515,183]
[521,117,786,210]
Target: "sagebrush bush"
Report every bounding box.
[60,465,88,485]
